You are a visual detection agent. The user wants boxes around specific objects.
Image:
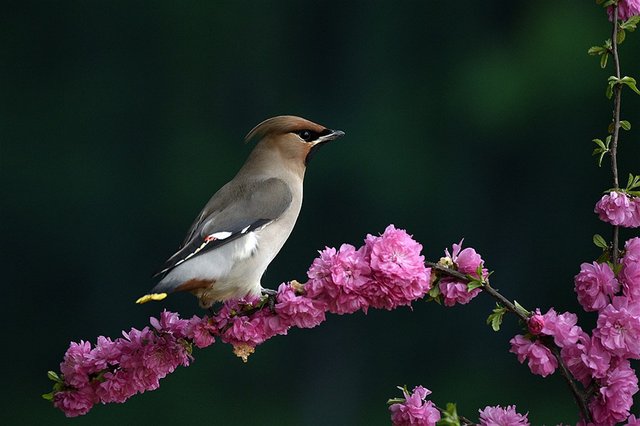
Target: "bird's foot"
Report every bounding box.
[260,287,277,312]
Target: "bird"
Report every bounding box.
[136,115,344,308]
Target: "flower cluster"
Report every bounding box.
[306,225,432,313]
[388,386,529,426]
[47,225,434,417]
[216,225,432,359]
[388,386,440,426]
[595,191,640,228]
[607,0,640,21]
[478,405,529,426]
[509,237,640,424]
[49,311,214,417]
[435,240,488,306]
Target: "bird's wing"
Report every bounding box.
[154,177,293,277]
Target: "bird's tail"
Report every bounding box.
[135,277,214,304]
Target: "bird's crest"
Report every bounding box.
[244,115,326,144]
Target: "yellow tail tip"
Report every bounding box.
[135,293,168,304]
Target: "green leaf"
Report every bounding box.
[600,52,609,69]
[620,76,640,95]
[467,281,483,292]
[486,304,507,332]
[42,392,54,401]
[598,151,607,167]
[621,15,640,31]
[628,190,640,196]
[514,300,530,316]
[428,284,441,303]
[387,398,406,405]
[606,83,614,99]
[437,403,461,426]
[617,29,626,44]
[593,234,609,250]
[626,174,640,191]
[593,138,607,150]
[588,46,605,55]
[620,120,631,131]
[47,371,62,383]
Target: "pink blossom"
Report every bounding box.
[59,341,94,388]
[389,386,441,426]
[305,245,371,314]
[510,335,533,364]
[633,197,640,227]
[608,0,640,21]
[528,310,544,335]
[437,240,486,306]
[53,387,97,418]
[129,364,161,392]
[118,326,155,370]
[561,335,592,387]
[95,370,137,404]
[509,335,557,377]
[574,261,620,311]
[540,308,583,348]
[363,225,432,310]
[150,310,189,338]
[186,316,217,349]
[625,414,640,425]
[366,225,427,281]
[581,335,612,380]
[445,239,487,276]
[216,300,289,347]
[90,336,122,371]
[594,296,640,358]
[478,405,530,426]
[595,191,639,228]
[559,332,611,387]
[275,282,327,328]
[140,335,191,378]
[589,359,639,425]
[621,237,640,300]
[624,237,640,262]
[439,278,481,306]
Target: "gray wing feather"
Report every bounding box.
[154,178,292,277]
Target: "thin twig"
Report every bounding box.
[610,6,622,264]
[483,282,529,323]
[425,261,529,322]
[426,260,592,422]
[548,342,591,421]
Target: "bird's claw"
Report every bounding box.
[260,287,277,312]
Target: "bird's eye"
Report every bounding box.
[297,130,315,142]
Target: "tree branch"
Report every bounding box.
[610,5,622,264]
[425,260,592,422]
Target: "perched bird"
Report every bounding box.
[136,116,344,308]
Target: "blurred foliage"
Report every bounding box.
[2,1,639,425]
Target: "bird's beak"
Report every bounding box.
[316,129,345,145]
[305,129,344,166]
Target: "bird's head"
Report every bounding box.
[244,116,344,173]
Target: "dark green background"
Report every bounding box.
[2,1,639,425]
